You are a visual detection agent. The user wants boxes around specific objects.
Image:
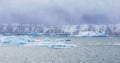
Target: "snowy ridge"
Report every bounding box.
[0,24,120,36]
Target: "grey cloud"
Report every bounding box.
[0,0,120,25]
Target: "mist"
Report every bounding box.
[0,0,120,25]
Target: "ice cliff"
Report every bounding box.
[0,24,120,36]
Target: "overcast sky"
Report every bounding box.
[0,0,120,25]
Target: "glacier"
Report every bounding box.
[0,24,120,37]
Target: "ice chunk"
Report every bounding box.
[112,43,120,45]
[28,33,43,36]
[26,42,77,48]
[3,36,34,46]
[43,37,52,42]
[74,31,109,37]
[25,38,76,48]
[54,38,65,42]
[50,43,77,48]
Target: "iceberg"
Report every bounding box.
[112,43,120,45]
[0,36,76,48]
[0,36,34,46]
[74,31,109,37]
[54,38,65,42]
[43,37,52,42]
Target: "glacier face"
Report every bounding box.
[0,24,120,36]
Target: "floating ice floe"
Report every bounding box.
[0,36,76,48]
[25,37,76,48]
[43,37,52,42]
[112,43,120,45]
[36,43,77,48]
[54,38,65,42]
[28,33,43,36]
[25,42,77,48]
[0,36,34,46]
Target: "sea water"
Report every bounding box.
[0,36,120,63]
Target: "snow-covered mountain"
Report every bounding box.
[0,24,120,36]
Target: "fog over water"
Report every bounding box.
[0,0,120,25]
